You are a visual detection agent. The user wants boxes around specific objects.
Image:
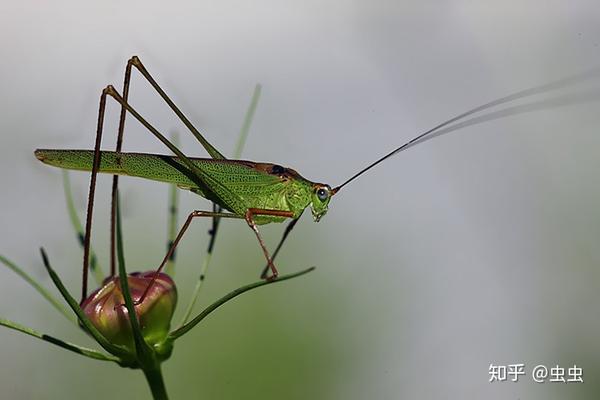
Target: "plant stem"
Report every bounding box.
[116,192,170,398]
[142,364,169,400]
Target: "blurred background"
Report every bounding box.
[1,1,600,399]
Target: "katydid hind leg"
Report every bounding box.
[102,85,243,208]
[109,58,134,277]
[80,88,111,303]
[109,56,224,276]
[125,56,225,160]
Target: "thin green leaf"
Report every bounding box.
[169,266,315,341]
[0,254,76,325]
[178,252,213,326]
[233,83,261,159]
[0,317,119,362]
[62,170,104,285]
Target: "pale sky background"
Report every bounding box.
[1,1,600,399]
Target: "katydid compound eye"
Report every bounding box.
[271,165,285,174]
[317,188,328,201]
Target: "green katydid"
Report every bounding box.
[34,56,599,303]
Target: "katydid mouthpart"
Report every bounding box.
[34,56,599,304]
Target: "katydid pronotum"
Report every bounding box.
[34,56,599,305]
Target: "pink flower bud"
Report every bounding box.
[81,272,177,353]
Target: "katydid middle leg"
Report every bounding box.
[137,209,242,304]
[137,207,293,304]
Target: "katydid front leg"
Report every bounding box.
[259,216,301,279]
[244,209,294,280]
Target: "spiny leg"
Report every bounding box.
[244,208,294,280]
[80,88,110,303]
[62,170,104,285]
[108,55,223,277]
[100,85,244,301]
[83,81,197,302]
[105,55,223,278]
[120,56,224,159]
[103,85,212,190]
[179,85,262,325]
[177,202,221,325]
[137,210,243,305]
[109,58,134,277]
[259,216,301,279]
[102,87,296,281]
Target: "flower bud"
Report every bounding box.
[81,271,176,353]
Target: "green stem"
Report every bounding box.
[178,252,212,326]
[116,191,170,400]
[142,363,169,400]
[233,83,261,159]
[115,192,147,355]
[169,266,315,341]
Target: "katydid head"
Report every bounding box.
[310,184,333,222]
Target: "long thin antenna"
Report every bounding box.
[333,67,600,193]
